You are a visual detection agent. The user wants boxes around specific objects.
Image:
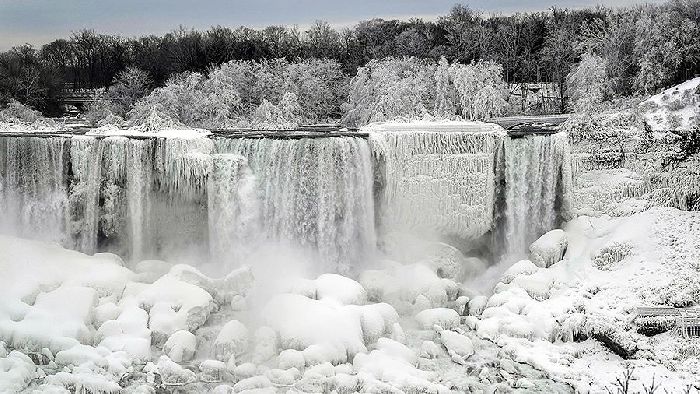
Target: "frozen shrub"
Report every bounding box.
[0,99,45,124]
[342,57,507,126]
[592,242,633,270]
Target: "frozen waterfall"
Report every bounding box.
[0,125,574,273]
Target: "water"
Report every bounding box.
[0,128,573,274]
[502,133,573,259]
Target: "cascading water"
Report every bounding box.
[0,126,574,275]
[0,136,69,243]
[207,154,261,270]
[502,132,573,259]
[0,134,375,275]
[215,137,376,274]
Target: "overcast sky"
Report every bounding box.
[0,0,665,50]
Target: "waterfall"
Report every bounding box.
[207,154,261,270]
[0,127,573,272]
[69,137,104,254]
[0,136,69,243]
[0,133,375,274]
[214,137,376,274]
[369,123,505,243]
[502,132,573,259]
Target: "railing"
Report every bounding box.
[636,306,700,337]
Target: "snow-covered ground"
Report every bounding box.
[640,76,700,132]
[2,201,700,392]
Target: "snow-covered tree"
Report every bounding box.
[566,52,608,113]
[434,56,455,118]
[342,57,435,126]
[450,60,508,120]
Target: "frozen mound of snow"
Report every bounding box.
[529,229,567,268]
[353,337,448,393]
[381,234,486,281]
[163,330,197,362]
[313,274,367,305]
[414,308,460,330]
[96,303,151,360]
[6,285,97,353]
[123,271,215,344]
[0,350,37,393]
[439,330,474,363]
[640,77,700,131]
[214,320,249,361]
[359,261,461,314]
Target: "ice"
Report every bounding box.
[0,350,37,393]
[368,122,505,242]
[528,229,568,268]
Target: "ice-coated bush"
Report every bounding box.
[128,58,344,129]
[0,99,46,124]
[592,242,633,270]
[342,56,507,126]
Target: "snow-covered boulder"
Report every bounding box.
[214,320,249,361]
[262,294,366,359]
[199,359,228,381]
[157,355,196,385]
[163,330,196,362]
[252,326,277,364]
[314,274,367,305]
[529,229,567,268]
[414,308,460,330]
[0,351,37,393]
[125,274,215,344]
[439,330,474,362]
[278,349,305,370]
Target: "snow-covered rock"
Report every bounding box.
[414,308,460,330]
[529,229,568,268]
[214,320,249,361]
[439,330,474,361]
[163,330,196,362]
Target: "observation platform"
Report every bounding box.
[490,114,570,137]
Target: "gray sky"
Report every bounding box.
[0,0,665,51]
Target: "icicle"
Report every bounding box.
[368,126,506,241]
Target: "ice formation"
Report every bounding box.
[0,134,376,274]
[369,122,505,242]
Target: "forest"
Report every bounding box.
[0,1,698,122]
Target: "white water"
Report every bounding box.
[207,154,260,270]
[0,128,574,273]
[215,138,376,274]
[503,133,573,258]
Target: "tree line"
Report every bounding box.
[1,1,699,117]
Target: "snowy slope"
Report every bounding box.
[640,77,700,131]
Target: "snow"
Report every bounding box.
[414,308,460,330]
[529,229,568,268]
[163,330,197,362]
[214,320,250,361]
[640,76,700,131]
